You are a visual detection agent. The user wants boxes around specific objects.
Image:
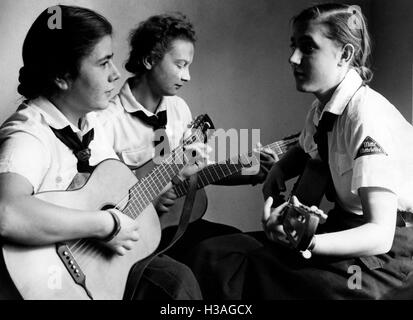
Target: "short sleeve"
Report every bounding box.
[348,111,399,195]
[0,132,50,191]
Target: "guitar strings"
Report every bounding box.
[68,129,204,266]
[70,150,184,264]
[74,135,299,265]
[70,131,297,265]
[175,136,299,195]
[71,123,207,264]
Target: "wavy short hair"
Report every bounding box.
[125,13,196,76]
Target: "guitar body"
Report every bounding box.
[134,159,208,229]
[2,159,161,300]
[282,158,330,250]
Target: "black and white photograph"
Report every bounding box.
[0,0,412,308]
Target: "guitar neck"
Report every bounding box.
[173,134,299,197]
[126,129,206,216]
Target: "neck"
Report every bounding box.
[48,94,85,128]
[314,86,337,109]
[314,70,347,109]
[129,76,162,113]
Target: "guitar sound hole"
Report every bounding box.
[101,204,116,211]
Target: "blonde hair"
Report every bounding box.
[292,3,373,84]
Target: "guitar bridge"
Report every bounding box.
[56,243,93,299]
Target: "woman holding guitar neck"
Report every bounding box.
[0,5,208,300]
[96,13,277,264]
[187,3,413,299]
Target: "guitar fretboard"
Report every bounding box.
[122,127,206,219]
[173,134,299,197]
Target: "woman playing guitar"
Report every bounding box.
[0,5,209,300]
[186,3,413,300]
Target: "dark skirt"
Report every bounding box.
[187,207,413,300]
[160,218,241,263]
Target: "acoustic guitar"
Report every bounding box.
[2,114,213,300]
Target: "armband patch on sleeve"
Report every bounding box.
[355,136,388,160]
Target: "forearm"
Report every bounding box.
[0,195,113,245]
[313,222,395,257]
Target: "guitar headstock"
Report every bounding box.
[184,114,214,145]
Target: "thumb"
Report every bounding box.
[253,141,262,153]
[290,195,300,207]
[263,196,274,222]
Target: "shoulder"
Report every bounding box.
[344,86,395,126]
[0,102,51,173]
[339,86,402,159]
[0,101,51,144]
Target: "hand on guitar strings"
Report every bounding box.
[180,142,213,178]
[250,142,278,185]
[262,196,292,247]
[154,188,178,217]
[263,196,326,252]
[100,208,140,256]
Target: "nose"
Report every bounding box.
[181,67,191,82]
[109,60,121,82]
[289,48,302,66]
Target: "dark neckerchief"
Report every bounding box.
[130,109,169,156]
[50,125,95,173]
[313,111,338,202]
[130,109,167,131]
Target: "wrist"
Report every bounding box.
[101,210,121,242]
[301,235,316,259]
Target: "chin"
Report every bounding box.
[295,83,308,93]
[163,91,177,97]
[93,100,110,111]
[295,80,315,94]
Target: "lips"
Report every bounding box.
[294,70,305,77]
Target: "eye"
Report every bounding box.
[300,43,316,55]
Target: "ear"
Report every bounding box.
[54,75,70,91]
[339,44,355,66]
[142,56,153,70]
